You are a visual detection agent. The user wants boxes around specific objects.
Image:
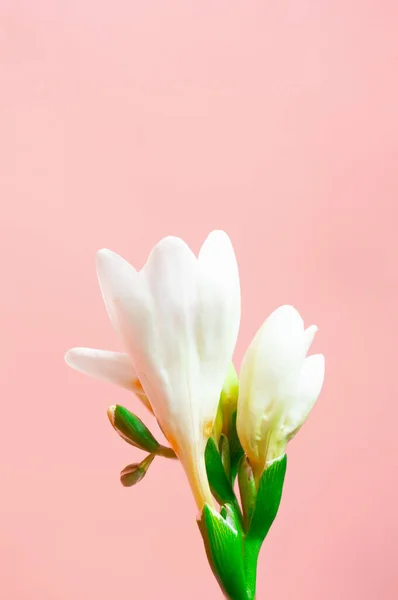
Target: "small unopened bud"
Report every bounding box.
[108,405,161,453]
[108,405,176,458]
[120,454,155,487]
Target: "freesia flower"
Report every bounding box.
[65,231,240,510]
[237,305,324,482]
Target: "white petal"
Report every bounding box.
[199,231,241,328]
[198,230,241,362]
[143,235,197,298]
[138,236,200,425]
[65,347,136,389]
[284,353,325,439]
[96,249,152,360]
[198,230,239,294]
[141,236,198,351]
[65,347,152,410]
[304,325,318,355]
[244,305,305,404]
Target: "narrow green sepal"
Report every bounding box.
[220,363,239,437]
[108,405,175,458]
[220,434,231,481]
[212,401,223,445]
[205,437,235,505]
[120,453,155,487]
[247,454,287,542]
[228,411,244,482]
[238,456,257,531]
[198,504,250,600]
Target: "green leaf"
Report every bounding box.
[228,411,244,481]
[108,405,175,458]
[247,454,287,543]
[198,504,250,600]
[238,456,257,531]
[120,454,155,487]
[205,437,235,505]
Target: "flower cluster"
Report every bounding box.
[65,231,324,599]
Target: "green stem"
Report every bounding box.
[243,537,262,600]
[231,497,245,534]
[157,445,177,458]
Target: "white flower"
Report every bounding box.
[65,231,241,510]
[237,305,324,481]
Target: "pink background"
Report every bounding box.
[1,2,397,599]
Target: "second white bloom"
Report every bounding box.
[237,305,325,481]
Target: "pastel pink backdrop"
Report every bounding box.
[1,2,397,599]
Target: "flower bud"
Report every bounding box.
[120,454,155,487]
[108,405,175,458]
[237,306,324,480]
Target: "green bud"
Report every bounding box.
[220,434,231,481]
[247,454,287,543]
[220,363,239,436]
[108,405,175,458]
[120,454,155,487]
[198,504,250,600]
[238,456,257,531]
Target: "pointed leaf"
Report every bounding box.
[205,437,235,505]
[198,504,250,600]
[247,454,287,543]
